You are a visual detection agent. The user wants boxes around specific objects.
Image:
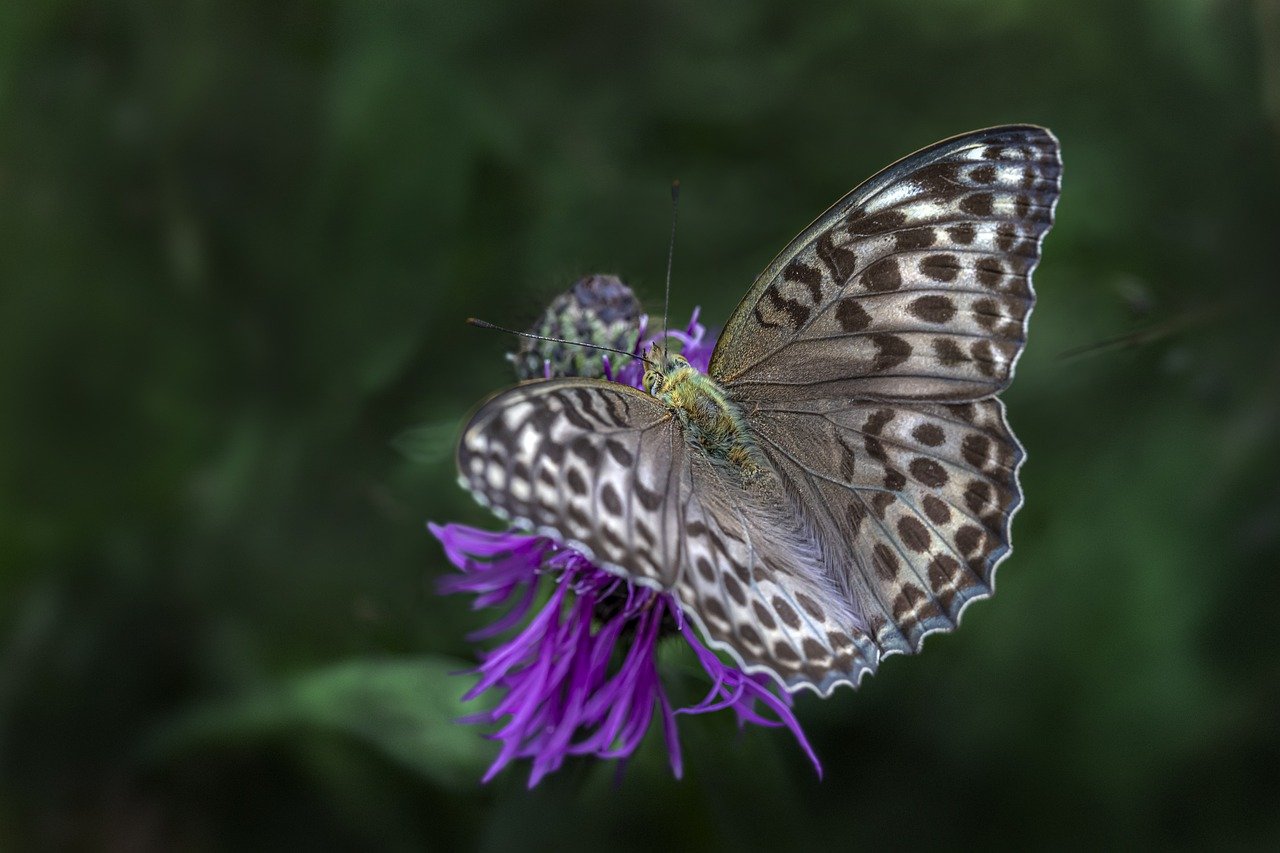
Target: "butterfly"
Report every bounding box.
[456,126,1061,695]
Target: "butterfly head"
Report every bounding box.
[641,343,691,396]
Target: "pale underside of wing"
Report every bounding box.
[458,380,685,587]
[456,380,879,693]
[712,125,1061,403]
[749,398,1023,658]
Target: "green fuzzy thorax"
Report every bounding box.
[642,347,760,475]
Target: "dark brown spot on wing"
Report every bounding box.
[773,597,802,630]
[864,408,895,434]
[955,525,983,555]
[872,542,901,580]
[912,423,945,446]
[605,439,634,466]
[996,223,1017,251]
[896,227,936,251]
[817,231,858,281]
[542,436,566,464]
[796,593,826,621]
[976,259,1004,288]
[919,254,960,282]
[802,638,829,661]
[722,573,747,606]
[909,295,957,324]
[774,642,801,666]
[962,434,992,469]
[928,554,965,610]
[928,554,963,589]
[752,601,776,629]
[960,192,994,216]
[964,480,993,514]
[911,162,966,198]
[600,482,623,514]
[703,597,730,625]
[970,164,997,184]
[764,281,811,327]
[567,505,592,530]
[909,457,949,488]
[871,334,911,371]
[897,516,931,553]
[933,338,967,366]
[970,340,997,376]
[635,479,664,510]
[784,258,822,288]
[972,297,1001,331]
[861,258,902,292]
[846,208,907,234]
[923,494,952,524]
[835,297,871,332]
[570,436,600,466]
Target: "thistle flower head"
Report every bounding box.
[434,277,820,786]
[511,274,643,381]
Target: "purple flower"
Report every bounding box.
[432,310,822,786]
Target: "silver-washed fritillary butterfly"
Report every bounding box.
[456,126,1061,694]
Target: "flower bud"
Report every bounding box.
[511,274,642,380]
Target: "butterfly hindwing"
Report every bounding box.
[749,398,1023,656]
[712,125,1060,403]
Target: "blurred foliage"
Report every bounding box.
[148,657,491,791]
[2,0,1279,849]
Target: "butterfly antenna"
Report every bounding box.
[661,179,680,349]
[1056,298,1239,362]
[467,318,656,368]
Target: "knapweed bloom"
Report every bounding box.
[431,279,820,787]
[510,273,642,381]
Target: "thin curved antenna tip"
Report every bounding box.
[662,180,680,351]
[467,316,655,369]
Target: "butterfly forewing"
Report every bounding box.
[712,125,1060,403]
[458,380,683,587]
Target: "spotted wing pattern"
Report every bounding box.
[703,125,1059,691]
[458,125,1059,697]
[458,381,683,586]
[456,380,878,690]
[712,125,1060,403]
[750,398,1023,664]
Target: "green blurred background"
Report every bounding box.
[3,0,1279,849]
